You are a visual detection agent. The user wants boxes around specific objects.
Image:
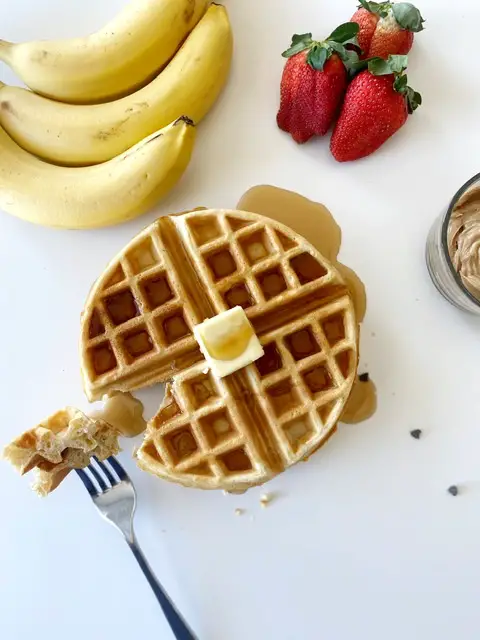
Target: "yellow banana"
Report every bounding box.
[0,117,196,230]
[0,4,232,167]
[0,0,210,104]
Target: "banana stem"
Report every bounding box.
[0,40,13,63]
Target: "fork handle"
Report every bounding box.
[128,538,198,640]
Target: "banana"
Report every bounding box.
[0,0,210,104]
[0,117,196,230]
[0,4,232,167]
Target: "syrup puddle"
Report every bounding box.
[91,391,147,437]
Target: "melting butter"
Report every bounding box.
[204,318,255,361]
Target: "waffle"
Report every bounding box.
[3,408,119,496]
[80,209,358,490]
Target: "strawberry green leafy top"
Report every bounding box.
[282,23,362,71]
[358,1,425,32]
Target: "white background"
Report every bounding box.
[1,1,480,638]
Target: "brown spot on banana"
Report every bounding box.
[184,0,196,23]
[31,50,49,63]
[0,100,13,114]
[94,117,130,141]
[125,102,149,114]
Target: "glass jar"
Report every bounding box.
[426,173,480,315]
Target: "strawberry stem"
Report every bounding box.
[282,23,362,71]
[392,3,425,32]
[358,1,425,32]
[368,55,422,114]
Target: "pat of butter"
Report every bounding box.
[193,307,264,378]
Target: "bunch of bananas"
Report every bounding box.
[0,0,233,229]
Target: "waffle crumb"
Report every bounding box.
[234,508,244,516]
[260,493,273,508]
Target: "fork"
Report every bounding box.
[76,456,197,640]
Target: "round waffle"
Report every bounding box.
[80,209,359,491]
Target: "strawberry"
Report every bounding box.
[351,1,425,59]
[277,24,361,143]
[330,55,421,162]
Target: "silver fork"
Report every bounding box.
[76,456,197,640]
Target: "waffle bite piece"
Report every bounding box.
[3,408,119,496]
[80,210,359,490]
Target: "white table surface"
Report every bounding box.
[1,1,480,638]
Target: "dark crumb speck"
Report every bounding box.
[447,485,459,497]
[358,373,369,382]
[410,429,422,440]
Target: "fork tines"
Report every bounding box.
[76,456,129,496]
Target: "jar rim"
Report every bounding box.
[441,172,480,309]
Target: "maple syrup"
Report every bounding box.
[155,392,181,425]
[239,230,272,264]
[224,283,254,309]
[189,374,216,408]
[88,309,105,339]
[128,239,158,274]
[266,379,301,416]
[104,264,125,288]
[162,312,190,343]
[189,216,223,246]
[168,428,197,461]
[303,365,333,395]
[237,185,366,322]
[285,327,320,361]
[341,377,377,424]
[255,342,283,376]
[91,391,146,438]
[207,248,237,280]
[220,447,252,472]
[284,416,313,451]
[290,252,328,284]
[104,289,139,326]
[90,343,117,375]
[257,267,287,299]
[200,410,233,445]
[123,329,153,360]
[141,274,173,310]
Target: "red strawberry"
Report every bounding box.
[330,55,421,162]
[351,1,425,59]
[277,24,361,144]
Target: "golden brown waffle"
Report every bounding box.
[137,291,357,491]
[80,209,359,491]
[3,408,119,496]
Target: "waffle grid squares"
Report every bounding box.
[140,362,264,483]
[179,212,336,316]
[83,224,199,384]
[246,297,356,461]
